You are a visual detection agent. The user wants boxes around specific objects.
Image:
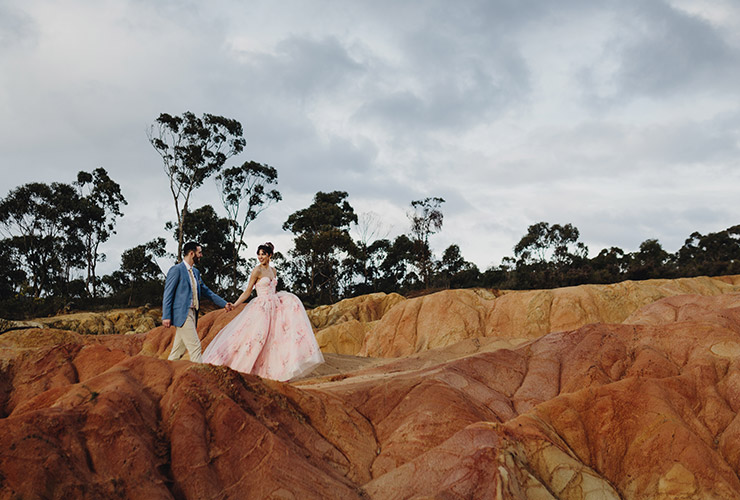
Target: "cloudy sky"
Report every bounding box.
[2,0,740,276]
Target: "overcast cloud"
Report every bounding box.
[1,0,739,276]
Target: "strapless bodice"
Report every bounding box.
[255,276,277,296]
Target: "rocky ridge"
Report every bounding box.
[0,306,162,336]
[308,275,740,357]
[3,275,740,498]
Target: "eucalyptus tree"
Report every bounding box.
[216,161,281,292]
[590,247,629,284]
[627,239,673,281]
[408,197,445,288]
[0,244,24,300]
[166,205,235,295]
[513,222,588,288]
[0,182,81,297]
[74,168,127,297]
[514,222,583,264]
[283,191,357,305]
[377,234,416,293]
[676,226,740,277]
[438,244,480,289]
[104,238,167,306]
[148,112,246,260]
[348,211,392,294]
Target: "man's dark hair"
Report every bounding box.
[183,241,200,256]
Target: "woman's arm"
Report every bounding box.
[233,268,260,307]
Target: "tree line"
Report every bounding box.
[2,112,739,319]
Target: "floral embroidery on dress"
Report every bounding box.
[202,275,324,381]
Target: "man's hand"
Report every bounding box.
[225,302,234,312]
[162,319,171,328]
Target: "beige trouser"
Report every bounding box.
[167,309,202,363]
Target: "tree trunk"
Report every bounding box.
[231,226,243,293]
[177,207,186,262]
[91,239,100,298]
[231,244,239,293]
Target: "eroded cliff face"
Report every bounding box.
[309,275,740,357]
[3,277,740,499]
[308,292,406,356]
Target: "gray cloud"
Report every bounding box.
[580,0,740,104]
[2,0,740,276]
[353,14,531,133]
[237,35,366,102]
[0,2,36,49]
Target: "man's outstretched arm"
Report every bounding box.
[198,279,229,309]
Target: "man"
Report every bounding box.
[162,241,232,363]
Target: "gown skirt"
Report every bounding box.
[203,277,324,381]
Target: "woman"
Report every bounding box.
[203,242,324,381]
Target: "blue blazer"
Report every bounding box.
[162,262,227,327]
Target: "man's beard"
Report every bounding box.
[193,256,201,265]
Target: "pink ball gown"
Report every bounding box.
[203,276,324,381]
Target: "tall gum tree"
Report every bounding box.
[74,168,127,297]
[0,182,81,297]
[283,191,357,305]
[216,161,281,293]
[148,112,246,260]
[408,197,445,288]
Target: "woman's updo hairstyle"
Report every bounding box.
[257,242,274,256]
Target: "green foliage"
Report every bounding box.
[344,212,392,295]
[373,235,417,293]
[0,175,127,316]
[148,111,246,259]
[166,205,236,296]
[589,247,629,284]
[436,244,480,289]
[102,238,166,306]
[0,170,126,313]
[216,161,282,292]
[74,167,127,297]
[5,158,740,318]
[514,222,588,266]
[408,197,445,287]
[282,191,358,305]
[626,238,674,280]
[0,182,83,298]
[0,244,24,299]
[509,222,589,289]
[676,226,740,277]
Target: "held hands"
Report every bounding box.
[162,319,171,328]
[225,302,234,312]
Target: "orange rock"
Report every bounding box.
[308,293,406,355]
[361,275,740,357]
[315,319,375,355]
[307,292,406,330]
[623,292,740,326]
[4,281,740,498]
[0,349,366,498]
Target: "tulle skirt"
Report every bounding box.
[203,291,324,381]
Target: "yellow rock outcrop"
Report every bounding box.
[360,275,740,357]
[307,292,406,329]
[31,307,161,336]
[307,292,405,355]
